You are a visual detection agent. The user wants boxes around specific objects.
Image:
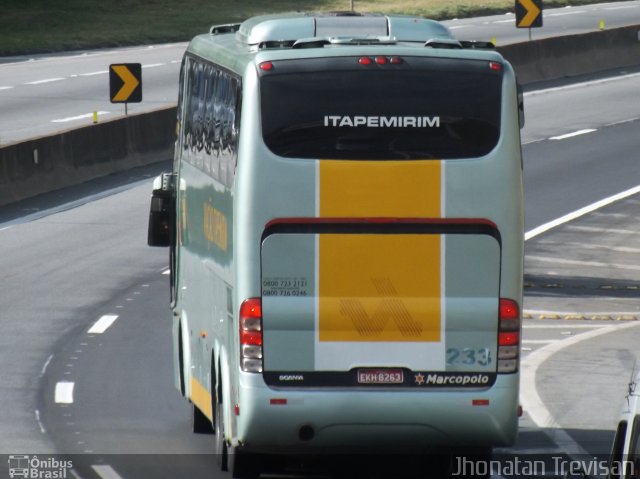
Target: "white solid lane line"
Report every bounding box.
[88,314,119,334]
[522,339,561,344]
[549,129,596,140]
[79,70,109,77]
[25,77,65,85]
[546,10,586,16]
[55,381,75,404]
[525,72,640,97]
[524,184,640,240]
[51,111,109,123]
[523,324,606,329]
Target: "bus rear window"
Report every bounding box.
[260,57,502,160]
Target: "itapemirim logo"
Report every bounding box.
[8,455,73,479]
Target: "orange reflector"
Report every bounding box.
[472,399,490,406]
[270,398,287,405]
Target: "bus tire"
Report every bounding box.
[214,392,259,478]
[215,397,228,471]
[230,450,260,479]
[178,326,186,397]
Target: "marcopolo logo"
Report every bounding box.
[323,115,441,128]
[8,455,73,479]
[414,372,495,388]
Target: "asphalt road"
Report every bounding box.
[0,66,637,478]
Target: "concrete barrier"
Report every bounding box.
[498,24,640,84]
[0,107,176,207]
[1,24,639,207]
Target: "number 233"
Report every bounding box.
[446,347,492,366]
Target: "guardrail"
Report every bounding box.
[0,107,175,206]
[1,24,639,207]
[498,24,640,84]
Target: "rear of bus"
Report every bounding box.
[233,25,523,454]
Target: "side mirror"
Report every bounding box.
[147,173,175,247]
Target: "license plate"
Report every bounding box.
[357,369,404,384]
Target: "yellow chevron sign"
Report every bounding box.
[109,63,142,103]
[516,0,543,28]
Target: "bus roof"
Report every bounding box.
[186,12,502,74]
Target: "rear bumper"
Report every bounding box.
[234,372,519,452]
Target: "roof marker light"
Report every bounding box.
[390,56,403,65]
[259,61,274,71]
[358,57,373,65]
[489,61,503,72]
[375,56,387,65]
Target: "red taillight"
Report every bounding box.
[498,298,520,373]
[240,298,263,372]
[259,61,274,71]
[489,61,503,72]
[240,298,262,321]
[240,329,262,346]
[359,56,403,66]
[498,331,519,346]
[500,298,519,320]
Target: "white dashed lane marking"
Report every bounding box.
[55,381,75,404]
[87,314,119,334]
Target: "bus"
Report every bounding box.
[148,11,524,478]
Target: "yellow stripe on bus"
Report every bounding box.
[190,376,213,421]
[318,160,442,343]
[319,160,441,217]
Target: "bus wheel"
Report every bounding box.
[215,398,228,471]
[230,450,260,479]
[214,394,259,477]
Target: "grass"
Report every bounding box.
[0,0,627,56]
